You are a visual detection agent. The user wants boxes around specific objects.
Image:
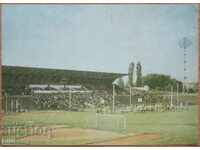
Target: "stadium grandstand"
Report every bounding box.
[2,65,126,112]
[2,65,126,95]
[2,65,191,114]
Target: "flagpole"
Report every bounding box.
[112,84,115,113]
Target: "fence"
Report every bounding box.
[2,92,94,112]
[2,95,36,113]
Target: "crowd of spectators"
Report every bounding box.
[28,89,114,111]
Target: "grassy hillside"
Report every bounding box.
[2,66,126,95]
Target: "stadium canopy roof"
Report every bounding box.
[28,84,93,94]
[32,90,92,94]
[29,84,82,90]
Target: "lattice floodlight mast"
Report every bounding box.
[178,37,192,93]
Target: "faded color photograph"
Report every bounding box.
[1,4,198,145]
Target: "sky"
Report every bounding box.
[2,4,198,82]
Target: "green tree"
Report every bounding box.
[142,74,182,91]
[136,61,142,87]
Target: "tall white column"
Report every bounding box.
[112,84,115,113]
[177,84,179,106]
[69,88,72,110]
[130,86,132,106]
[170,86,173,107]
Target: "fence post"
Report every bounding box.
[112,84,115,113]
[5,94,7,113]
[170,86,173,108]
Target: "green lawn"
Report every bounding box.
[2,105,198,145]
[125,106,198,145]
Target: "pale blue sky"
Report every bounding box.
[2,4,198,82]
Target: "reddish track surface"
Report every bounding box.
[17,127,160,145]
[90,133,160,145]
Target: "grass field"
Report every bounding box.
[2,105,198,145]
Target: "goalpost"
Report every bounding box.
[94,113,127,132]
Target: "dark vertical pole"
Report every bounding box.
[0,4,3,146]
[0,4,2,112]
